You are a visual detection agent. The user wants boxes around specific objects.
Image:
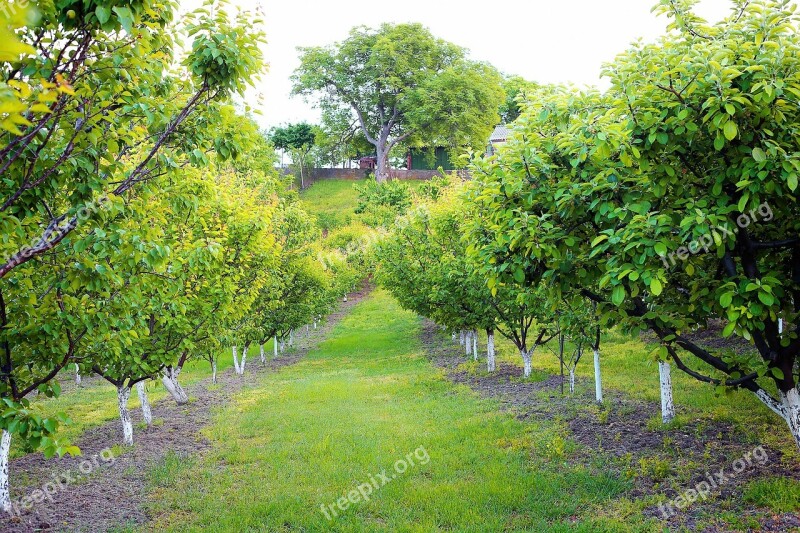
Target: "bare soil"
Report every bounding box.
[421,320,800,533]
[0,284,372,533]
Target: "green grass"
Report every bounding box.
[299,178,429,231]
[144,290,644,532]
[299,179,364,231]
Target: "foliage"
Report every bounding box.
[0,0,266,457]
[498,75,538,124]
[354,178,412,227]
[468,0,800,444]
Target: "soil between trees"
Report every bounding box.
[0,285,372,533]
[420,320,800,533]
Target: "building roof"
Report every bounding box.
[490,125,510,143]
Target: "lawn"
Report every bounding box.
[142,290,641,532]
[299,179,365,231]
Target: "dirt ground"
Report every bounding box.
[421,320,800,533]
[0,285,372,533]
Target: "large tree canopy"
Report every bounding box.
[470,0,800,449]
[292,23,504,182]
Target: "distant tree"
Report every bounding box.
[293,23,504,182]
[271,123,316,188]
[498,76,538,124]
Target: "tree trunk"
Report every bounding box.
[274,336,278,359]
[487,329,495,372]
[117,386,133,445]
[521,348,533,378]
[0,430,11,513]
[162,367,189,405]
[232,345,240,374]
[260,344,266,365]
[472,330,478,361]
[464,330,471,357]
[240,344,249,375]
[136,382,152,426]
[375,145,389,183]
[593,348,603,404]
[780,388,800,450]
[211,359,217,384]
[659,361,676,424]
[289,331,294,347]
[569,367,576,394]
[75,363,81,386]
[459,330,465,347]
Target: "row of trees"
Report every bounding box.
[376,0,800,457]
[0,0,356,513]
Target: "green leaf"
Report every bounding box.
[95,6,111,25]
[788,173,798,192]
[650,278,663,296]
[723,120,738,141]
[752,147,766,162]
[758,291,774,306]
[720,292,734,307]
[612,285,626,306]
[113,7,134,34]
[722,322,736,337]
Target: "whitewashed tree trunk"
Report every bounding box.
[472,330,478,361]
[465,330,472,357]
[136,382,153,426]
[161,367,188,405]
[521,348,533,378]
[452,332,457,343]
[314,320,317,329]
[238,344,249,375]
[280,338,285,353]
[593,348,603,404]
[306,325,310,336]
[569,367,576,394]
[260,344,266,365]
[659,361,676,424]
[274,336,278,358]
[780,388,800,450]
[487,331,495,372]
[459,330,465,347]
[232,345,240,374]
[289,331,294,347]
[75,363,81,386]
[211,360,217,384]
[0,430,11,513]
[117,386,133,445]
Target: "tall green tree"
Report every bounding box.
[292,23,504,182]
[271,122,316,188]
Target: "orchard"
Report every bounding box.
[2,0,800,531]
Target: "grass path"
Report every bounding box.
[145,290,639,532]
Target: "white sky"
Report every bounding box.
[182,0,738,129]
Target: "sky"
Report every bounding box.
[182,0,736,130]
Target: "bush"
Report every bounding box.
[354,179,412,216]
